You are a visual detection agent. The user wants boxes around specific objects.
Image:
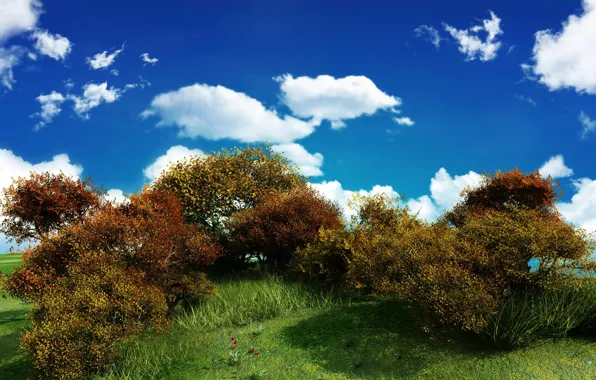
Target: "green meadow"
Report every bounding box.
[2,254,596,379]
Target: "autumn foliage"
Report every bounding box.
[154,145,307,234]
[297,169,595,333]
[0,172,103,244]
[2,179,220,379]
[227,186,343,269]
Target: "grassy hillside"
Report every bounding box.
[102,276,596,380]
[2,256,596,379]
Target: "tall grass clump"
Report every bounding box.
[177,273,347,330]
[482,279,596,348]
[101,274,347,379]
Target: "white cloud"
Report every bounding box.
[140,52,158,66]
[0,45,26,90]
[69,82,121,119]
[579,111,596,140]
[404,195,440,221]
[310,180,400,222]
[30,29,72,61]
[275,74,401,129]
[104,189,129,205]
[124,76,151,91]
[32,91,65,130]
[109,69,119,76]
[86,42,124,70]
[141,83,319,143]
[143,145,206,181]
[393,116,415,126]
[429,168,484,210]
[27,51,36,60]
[0,148,83,252]
[415,25,442,49]
[538,154,574,179]
[525,0,596,94]
[444,11,503,61]
[558,178,596,235]
[271,143,324,177]
[0,0,42,42]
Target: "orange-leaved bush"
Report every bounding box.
[0,171,103,245]
[227,186,343,269]
[1,183,221,378]
[443,167,562,228]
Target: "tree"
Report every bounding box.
[227,186,343,269]
[0,172,103,244]
[443,168,562,228]
[153,145,307,234]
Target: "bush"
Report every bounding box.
[227,186,343,269]
[1,187,221,378]
[22,253,169,380]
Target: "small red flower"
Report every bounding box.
[254,351,260,356]
[249,348,255,353]
[247,313,252,318]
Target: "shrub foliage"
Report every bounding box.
[0,172,103,244]
[227,186,343,269]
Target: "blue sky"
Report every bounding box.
[1,0,596,252]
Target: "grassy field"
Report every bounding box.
[2,255,596,379]
[0,254,32,379]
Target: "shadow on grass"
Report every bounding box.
[0,304,33,379]
[0,331,33,380]
[0,307,29,325]
[282,298,501,378]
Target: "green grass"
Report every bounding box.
[0,254,32,380]
[101,277,596,380]
[2,255,596,379]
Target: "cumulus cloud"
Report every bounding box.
[140,52,158,66]
[271,143,324,177]
[104,189,129,205]
[143,145,206,181]
[444,11,503,61]
[30,29,72,61]
[275,74,401,129]
[579,111,596,140]
[404,195,441,221]
[69,82,121,119]
[393,116,415,126]
[524,0,596,94]
[0,0,42,42]
[141,83,319,143]
[429,168,484,210]
[31,91,66,130]
[0,148,83,252]
[558,178,596,234]
[538,155,574,179]
[414,25,442,49]
[86,42,125,70]
[0,45,26,90]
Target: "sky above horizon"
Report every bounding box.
[1,0,596,252]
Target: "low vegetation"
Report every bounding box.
[1,145,595,379]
